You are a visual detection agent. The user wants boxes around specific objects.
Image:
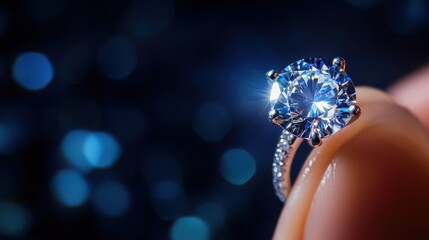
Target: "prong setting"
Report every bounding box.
[268,109,280,125]
[308,131,322,147]
[332,57,346,71]
[352,105,361,117]
[347,105,361,125]
[266,69,278,81]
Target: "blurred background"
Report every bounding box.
[0,0,428,239]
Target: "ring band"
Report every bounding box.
[272,130,300,202]
[267,57,360,202]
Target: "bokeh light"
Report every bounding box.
[52,169,89,207]
[0,122,21,155]
[12,52,54,90]
[0,201,30,237]
[92,181,130,217]
[385,0,429,34]
[97,35,137,80]
[151,180,187,220]
[192,102,231,142]
[83,132,121,168]
[170,216,210,240]
[1,0,428,238]
[220,149,256,185]
[61,130,121,171]
[61,130,94,171]
[195,202,226,229]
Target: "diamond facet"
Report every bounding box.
[269,58,356,139]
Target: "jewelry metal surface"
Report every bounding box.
[268,57,361,202]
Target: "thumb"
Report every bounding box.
[274,87,429,239]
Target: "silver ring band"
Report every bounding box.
[272,130,302,202]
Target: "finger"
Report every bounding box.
[274,87,429,239]
[304,104,429,240]
[274,87,395,239]
[389,64,429,130]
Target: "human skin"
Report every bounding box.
[273,67,429,240]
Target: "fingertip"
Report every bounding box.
[275,87,429,240]
[305,103,429,239]
[356,86,395,105]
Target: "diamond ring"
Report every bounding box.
[266,57,361,202]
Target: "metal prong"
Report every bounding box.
[352,105,361,117]
[347,105,361,125]
[266,69,278,81]
[332,57,346,71]
[308,131,322,147]
[268,109,280,125]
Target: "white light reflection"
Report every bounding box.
[270,82,281,101]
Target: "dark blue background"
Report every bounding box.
[0,0,428,239]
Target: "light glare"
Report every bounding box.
[270,82,281,101]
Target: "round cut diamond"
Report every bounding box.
[269,58,356,139]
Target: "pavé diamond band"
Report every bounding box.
[267,57,361,202]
